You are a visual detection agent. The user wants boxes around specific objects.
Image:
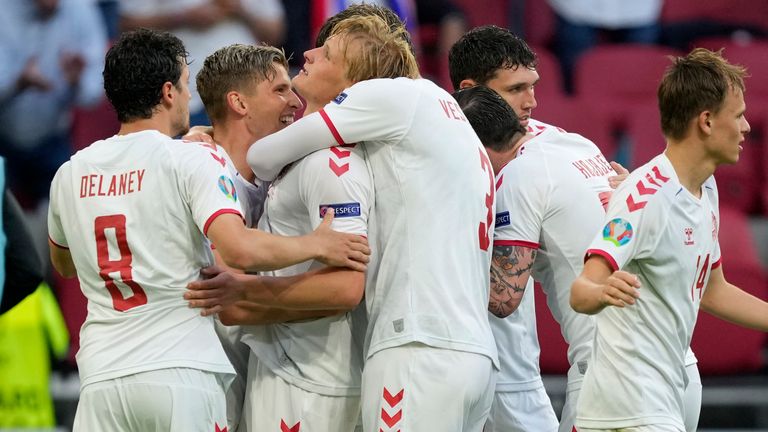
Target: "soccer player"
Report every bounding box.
[243,14,499,432]
[195,42,373,431]
[571,48,768,432]
[454,85,559,431]
[449,25,620,432]
[47,29,368,432]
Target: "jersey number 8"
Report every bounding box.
[95,214,148,312]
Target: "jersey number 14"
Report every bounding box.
[95,214,148,312]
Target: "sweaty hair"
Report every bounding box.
[315,3,415,56]
[330,14,419,82]
[448,25,537,90]
[452,85,526,153]
[104,28,188,123]
[197,44,289,124]
[658,48,747,141]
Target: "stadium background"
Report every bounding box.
[2,0,768,430]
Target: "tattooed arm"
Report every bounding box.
[489,245,537,318]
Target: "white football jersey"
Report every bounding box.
[322,78,498,365]
[496,126,614,385]
[48,130,242,386]
[576,153,721,430]
[219,146,268,227]
[241,145,372,396]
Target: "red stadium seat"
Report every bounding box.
[534,96,617,159]
[661,0,768,33]
[534,282,571,374]
[71,97,120,152]
[531,46,565,100]
[573,45,682,131]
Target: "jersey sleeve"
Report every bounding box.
[318,79,417,146]
[47,163,69,249]
[247,79,417,181]
[493,156,549,249]
[584,181,662,272]
[174,142,245,237]
[299,147,371,236]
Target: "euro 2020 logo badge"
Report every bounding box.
[218,175,238,203]
[603,218,633,247]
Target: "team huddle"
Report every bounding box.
[46,4,768,432]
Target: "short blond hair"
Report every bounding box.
[330,14,419,83]
[197,44,289,123]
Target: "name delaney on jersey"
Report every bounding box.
[79,169,146,198]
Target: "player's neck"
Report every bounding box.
[118,117,176,138]
[215,123,256,183]
[664,141,716,198]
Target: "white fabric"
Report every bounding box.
[361,343,496,432]
[495,125,614,392]
[683,362,702,432]
[119,0,284,113]
[547,0,662,29]
[248,78,499,367]
[576,153,721,430]
[242,352,361,432]
[488,279,543,392]
[241,146,372,397]
[48,131,241,386]
[73,368,228,432]
[485,385,558,432]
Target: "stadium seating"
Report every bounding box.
[534,282,571,374]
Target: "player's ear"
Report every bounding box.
[160,81,175,107]
[458,79,478,90]
[226,91,247,116]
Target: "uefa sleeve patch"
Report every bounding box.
[218,175,238,202]
[495,211,511,228]
[333,92,348,104]
[319,202,361,218]
[603,218,633,246]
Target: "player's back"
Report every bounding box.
[333,78,498,364]
[48,130,236,386]
[504,126,614,369]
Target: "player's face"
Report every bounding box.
[484,66,539,128]
[706,87,750,165]
[294,35,354,107]
[245,63,303,140]
[171,63,192,136]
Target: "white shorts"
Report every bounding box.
[241,352,361,432]
[579,426,682,432]
[361,343,496,432]
[214,319,250,431]
[683,363,701,432]
[485,386,559,432]
[73,368,227,432]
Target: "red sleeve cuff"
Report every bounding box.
[203,209,245,236]
[319,109,346,146]
[493,239,540,249]
[585,248,619,272]
[48,235,69,250]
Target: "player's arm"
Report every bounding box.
[49,240,76,278]
[570,254,641,315]
[700,265,768,331]
[489,245,536,318]
[185,266,365,316]
[219,302,344,326]
[206,210,368,272]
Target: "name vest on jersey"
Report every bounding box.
[79,169,145,198]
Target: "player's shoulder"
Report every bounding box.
[300,144,369,181]
[610,154,678,217]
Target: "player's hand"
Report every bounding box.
[311,208,370,272]
[182,125,215,144]
[600,270,641,308]
[185,267,247,316]
[608,161,629,189]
